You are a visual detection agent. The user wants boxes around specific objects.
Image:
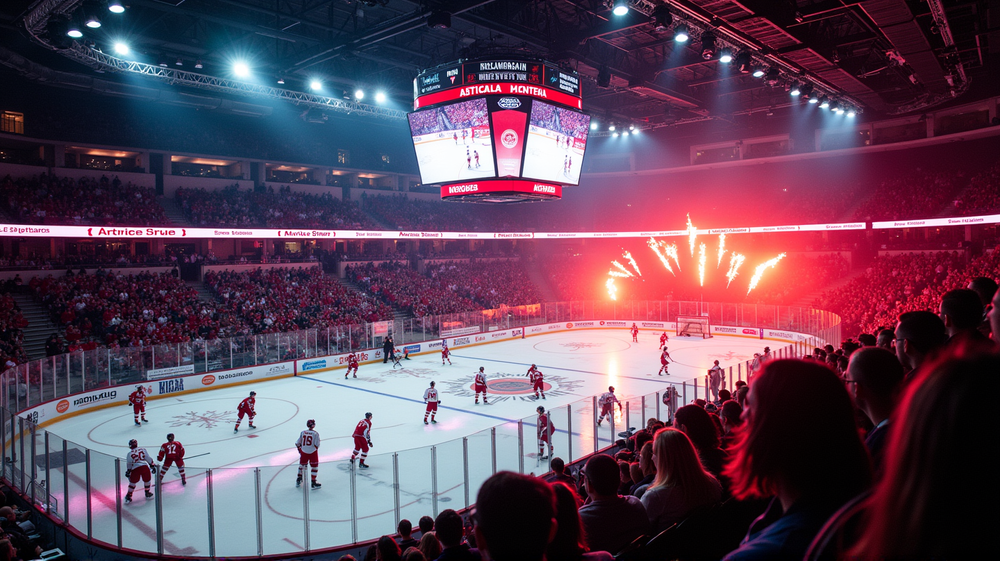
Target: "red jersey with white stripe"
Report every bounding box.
[348,354,359,368]
[126,447,154,471]
[537,413,553,438]
[353,419,372,440]
[158,440,185,462]
[424,388,439,403]
[475,372,486,386]
[296,429,320,454]
[238,397,255,415]
[129,389,146,407]
[529,369,543,384]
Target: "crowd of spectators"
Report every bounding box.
[204,266,392,332]
[952,162,1000,216]
[1,174,167,226]
[530,103,590,141]
[0,294,28,369]
[176,185,377,229]
[441,99,489,130]
[346,262,482,317]
[851,170,967,222]
[408,110,442,136]
[428,260,541,309]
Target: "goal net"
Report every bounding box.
[676,316,712,339]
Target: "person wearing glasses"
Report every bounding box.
[843,347,904,479]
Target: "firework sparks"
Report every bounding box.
[698,243,707,287]
[747,253,787,295]
[664,243,682,271]
[647,238,675,276]
[686,214,697,257]
[717,233,726,268]
[610,260,635,277]
[726,253,746,288]
[623,250,642,276]
[606,277,617,300]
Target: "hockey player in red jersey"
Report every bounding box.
[234,391,256,432]
[526,364,545,399]
[296,419,321,489]
[658,348,672,376]
[423,381,439,424]
[346,353,359,379]
[630,323,639,342]
[128,386,148,426]
[597,386,622,427]
[157,433,186,485]
[441,341,452,365]
[350,413,373,468]
[536,406,555,459]
[474,367,488,404]
[659,331,669,349]
[124,439,157,504]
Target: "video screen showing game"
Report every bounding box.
[521,100,590,185]
[407,98,497,185]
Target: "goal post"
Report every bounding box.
[676,316,712,339]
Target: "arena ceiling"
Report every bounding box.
[1,0,997,127]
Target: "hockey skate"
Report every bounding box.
[424,419,429,424]
[311,481,321,489]
[135,421,142,427]
[431,419,437,424]
[353,373,357,378]
[142,418,148,423]
[145,490,153,499]
[249,423,256,429]
[124,494,133,504]
[359,461,370,468]
[234,426,239,433]
[181,477,187,485]
[296,476,302,487]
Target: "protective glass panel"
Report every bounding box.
[210,467,260,557]
[434,436,466,510]
[87,450,120,548]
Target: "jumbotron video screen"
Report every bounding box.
[522,100,590,185]
[407,98,497,185]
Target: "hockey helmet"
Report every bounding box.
[166,433,174,441]
[479,366,485,372]
[609,386,615,392]
[536,406,545,414]
[531,364,536,368]
[365,412,373,419]
[430,381,436,387]
[128,439,138,449]
[306,419,316,428]
[250,391,256,396]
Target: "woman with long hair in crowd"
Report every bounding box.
[547,482,613,561]
[721,360,871,561]
[849,350,995,559]
[673,404,726,480]
[639,428,722,533]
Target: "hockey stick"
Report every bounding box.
[186,452,211,460]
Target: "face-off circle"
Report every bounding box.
[471,377,552,395]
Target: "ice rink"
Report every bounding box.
[412,133,496,184]
[41,330,770,556]
[522,127,586,184]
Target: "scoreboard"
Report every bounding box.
[408,58,590,204]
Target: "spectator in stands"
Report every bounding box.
[721,360,870,561]
[547,482,613,561]
[377,535,402,561]
[473,472,556,561]
[673,405,726,480]
[734,380,748,407]
[401,549,425,561]
[939,288,989,345]
[850,350,994,560]
[719,400,743,450]
[875,329,895,350]
[418,532,441,560]
[844,347,904,478]
[967,277,997,338]
[577,453,649,554]
[894,311,947,378]
[434,509,480,561]
[629,443,655,498]
[0,507,39,560]
[418,516,434,537]
[640,428,722,534]
[44,333,62,357]
[396,519,418,551]
[548,457,577,489]
[617,461,633,495]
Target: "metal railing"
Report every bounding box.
[0,301,840,557]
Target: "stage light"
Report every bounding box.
[700,33,716,60]
[846,107,857,118]
[233,61,250,78]
[808,93,819,103]
[85,16,101,29]
[718,49,733,64]
[84,2,102,29]
[158,54,168,67]
[276,75,285,85]
[632,127,640,134]
[819,96,830,108]
[751,66,765,78]
[354,89,365,100]
[674,25,689,43]
[623,130,630,136]
[629,124,635,130]
[832,102,843,113]
[652,5,672,32]
[789,82,802,96]
[375,91,387,103]
[194,59,203,69]
[108,1,125,14]
[612,132,620,137]
[609,124,616,131]
[67,23,83,38]
[175,58,183,67]
[113,42,129,56]
[590,122,598,130]
[612,0,629,17]
[309,79,322,91]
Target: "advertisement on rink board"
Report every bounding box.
[146,364,195,381]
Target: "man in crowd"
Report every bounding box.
[845,347,904,477]
[547,457,577,488]
[396,519,419,551]
[939,288,989,345]
[435,509,481,561]
[967,277,998,338]
[474,472,555,561]
[894,311,947,378]
[577,453,649,553]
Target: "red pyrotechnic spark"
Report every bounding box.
[698,243,707,287]
[623,250,642,276]
[606,277,617,300]
[726,253,746,288]
[610,260,634,277]
[647,238,675,276]
[747,253,786,295]
[686,214,697,257]
[717,233,726,268]
[664,243,681,271]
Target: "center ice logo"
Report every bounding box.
[560,342,604,351]
[168,410,237,429]
[501,129,518,148]
[438,372,585,403]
